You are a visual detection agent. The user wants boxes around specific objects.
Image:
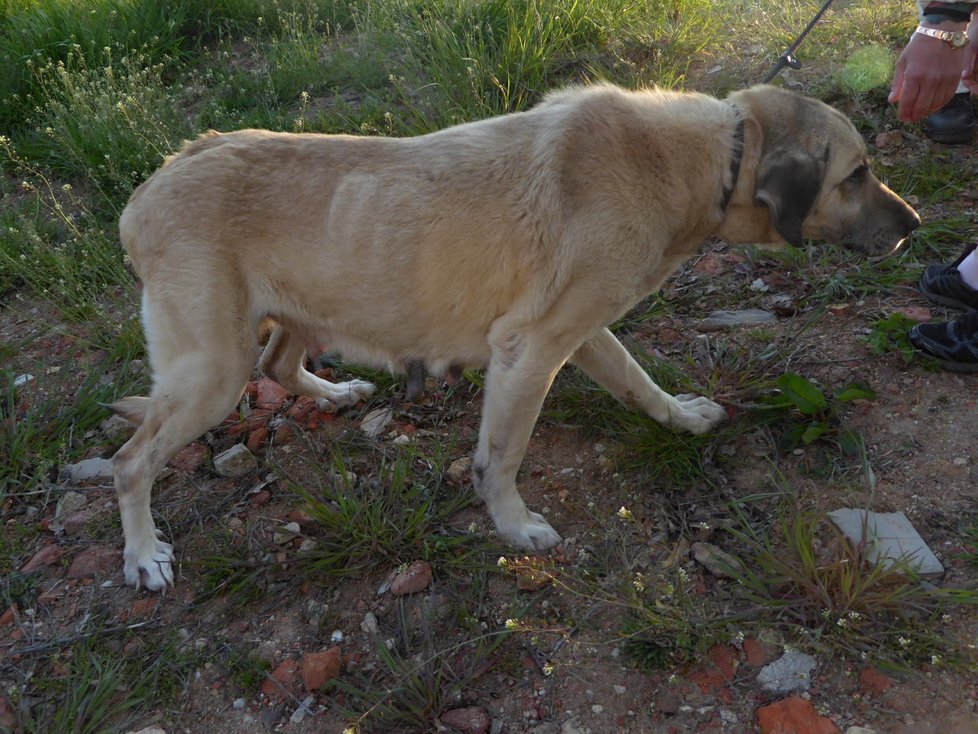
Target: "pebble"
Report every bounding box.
[757,649,817,694]
[696,308,776,331]
[14,374,34,387]
[297,538,318,556]
[390,560,433,595]
[100,414,136,441]
[255,377,289,410]
[439,706,491,734]
[446,456,473,483]
[67,546,121,579]
[330,630,344,644]
[360,408,394,438]
[289,695,315,724]
[232,698,246,710]
[63,457,114,483]
[169,443,210,473]
[691,541,744,578]
[213,444,257,478]
[301,648,341,691]
[273,522,301,545]
[612,685,626,695]
[361,612,379,635]
[58,489,88,512]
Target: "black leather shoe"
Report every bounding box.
[923,92,975,144]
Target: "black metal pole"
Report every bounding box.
[762,0,837,83]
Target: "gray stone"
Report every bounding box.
[691,541,744,579]
[359,408,393,438]
[64,457,114,483]
[845,728,878,734]
[695,309,776,332]
[361,612,379,635]
[561,717,590,734]
[55,491,88,518]
[213,444,257,478]
[273,522,301,545]
[100,413,136,442]
[289,696,315,724]
[756,649,817,694]
[828,508,944,575]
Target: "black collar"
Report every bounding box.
[720,115,745,212]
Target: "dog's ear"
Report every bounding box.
[753,152,822,248]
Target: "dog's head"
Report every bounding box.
[721,85,919,256]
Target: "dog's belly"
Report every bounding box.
[296,322,491,377]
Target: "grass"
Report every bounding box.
[727,500,978,666]
[334,579,516,732]
[4,0,978,729]
[0,356,145,500]
[284,441,490,575]
[16,639,192,734]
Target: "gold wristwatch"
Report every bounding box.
[914,25,969,48]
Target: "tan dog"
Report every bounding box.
[111,84,919,590]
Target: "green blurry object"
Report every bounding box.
[840,46,893,93]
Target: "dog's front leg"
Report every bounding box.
[571,328,726,434]
[473,340,565,551]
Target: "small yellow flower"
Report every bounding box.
[617,506,633,521]
[504,618,519,630]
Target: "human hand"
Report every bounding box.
[889,30,966,122]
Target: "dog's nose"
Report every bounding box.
[904,207,921,234]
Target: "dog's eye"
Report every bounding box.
[845,164,869,183]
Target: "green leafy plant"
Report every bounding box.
[863,312,923,365]
[758,372,874,450]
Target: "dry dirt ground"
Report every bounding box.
[3,134,978,734]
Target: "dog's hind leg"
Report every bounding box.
[258,325,376,411]
[113,293,257,590]
[570,328,727,434]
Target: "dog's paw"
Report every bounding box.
[669,394,728,435]
[496,509,562,551]
[123,534,175,591]
[315,379,377,412]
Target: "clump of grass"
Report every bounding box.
[20,48,190,210]
[334,579,512,733]
[0,182,134,322]
[622,564,730,669]
[225,645,273,693]
[16,640,188,734]
[545,349,716,481]
[0,0,194,132]
[282,441,490,579]
[729,501,975,665]
[0,357,144,498]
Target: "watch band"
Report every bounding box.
[914,25,969,47]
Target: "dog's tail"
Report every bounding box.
[103,396,151,426]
